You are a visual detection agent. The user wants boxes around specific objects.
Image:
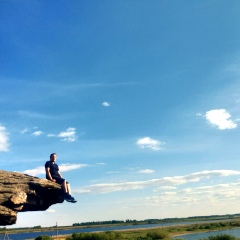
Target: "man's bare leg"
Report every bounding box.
[62,180,68,194]
[62,181,76,203]
[67,183,71,195]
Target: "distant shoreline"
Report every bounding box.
[10,219,240,240]
[5,215,238,234]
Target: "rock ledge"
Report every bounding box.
[0,170,64,225]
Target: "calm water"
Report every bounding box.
[4,220,240,240]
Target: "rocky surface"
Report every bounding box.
[0,170,64,225]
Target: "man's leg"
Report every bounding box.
[62,180,77,203]
[67,183,71,195]
[61,180,68,194]
[62,181,71,195]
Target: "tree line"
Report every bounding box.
[73,220,137,226]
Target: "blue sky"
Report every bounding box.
[1,0,240,228]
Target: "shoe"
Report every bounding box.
[64,193,71,201]
[64,193,77,203]
[69,195,77,203]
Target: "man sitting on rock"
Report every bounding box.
[45,153,77,203]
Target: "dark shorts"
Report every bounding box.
[52,176,66,185]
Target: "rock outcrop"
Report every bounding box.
[0,170,64,226]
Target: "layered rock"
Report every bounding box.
[0,170,64,225]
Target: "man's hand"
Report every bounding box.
[51,179,56,182]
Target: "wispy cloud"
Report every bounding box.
[106,171,122,174]
[63,82,136,89]
[138,169,155,174]
[32,131,43,136]
[0,124,10,152]
[96,162,106,166]
[136,137,165,151]
[20,128,29,134]
[205,109,237,130]
[157,186,177,190]
[48,127,77,142]
[141,182,240,206]
[225,63,240,75]
[18,110,55,119]
[23,163,88,176]
[59,163,88,172]
[75,170,240,194]
[102,101,110,107]
[34,82,137,96]
[21,127,44,137]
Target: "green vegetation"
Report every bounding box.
[146,230,171,240]
[73,220,138,227]
[34,225,42,229]
[163,220,240,236]
[35,235,52,240]
[66,230,171,240]
[64,231,240,240]
[66,231,123,240]
[73,220,125,227]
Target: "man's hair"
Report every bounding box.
[50,153,57,160]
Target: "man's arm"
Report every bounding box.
[45,167,56,182]
[57,171,62,178]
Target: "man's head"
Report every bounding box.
[50,153,57,162]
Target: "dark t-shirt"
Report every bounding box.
[45,161,59,179]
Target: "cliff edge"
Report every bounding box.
[0,170,64,225]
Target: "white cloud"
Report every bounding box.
[75,170,240,194]
[21,127,43,136]
[96,162,106,166]
[58,128,77,142]
[157,186,177,190]
[0,124,10,152]
[46,209,56,213]
[102,101,110,107]
[136,137,164,151]
[20,128,29,134]
[32,131,43,136]
[59,163,88,172]
[48,127,77,142]
[106,171,122,174]
[205,109,237,130]
[138,169,154,174]
[23,166,45,176]
[141,182,240,207]
[47,134,55,137]
[23,163,88,176]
